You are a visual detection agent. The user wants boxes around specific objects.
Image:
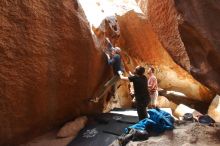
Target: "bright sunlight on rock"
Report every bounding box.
[1,0,220,146]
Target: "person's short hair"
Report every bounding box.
[149,66,155,73]
[135,66,145,76]
[113,47,121,53]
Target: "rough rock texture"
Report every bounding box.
[174,104,202,119]
[117,11,213,102]
[92,10,214,111]
[92,16,121,49]
[136,0,190,70]
[0,1,109,145]
[174,0,220,95]
[92,8,214,110]
[1,0,219,145]
[80,0,214,111]
[208,95,220,122]
[57,116,87,138]
[156,96,177,111]
[137,0,220,95]
[159,90,213,114]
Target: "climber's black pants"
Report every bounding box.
[136,99,149,121]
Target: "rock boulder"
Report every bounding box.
[0,0,109,145]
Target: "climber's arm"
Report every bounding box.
[105,53,115,65]
[119,72,129,81]
[129,71,134,76]
[119,75,129,80]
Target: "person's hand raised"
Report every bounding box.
[129,71,134,76]
[105,53,110,59]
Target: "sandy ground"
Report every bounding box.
[111,122,220,146]
[21,121,220,146]
[20,129,73,146]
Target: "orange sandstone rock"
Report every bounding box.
[137,0,220,94]
[137,0,190,70]
[117,11,214,102]
[0,1,109,145]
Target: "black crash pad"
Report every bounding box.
[67,124,118,146]
[102,121,132,136]
[94,113,138,124]
[68,108,139,146]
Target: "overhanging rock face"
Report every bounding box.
[0,1,109,145]
[117,11,214,102]
[137,0,220,95]
[1,0,219,145]
[88,0,214,104]
[174,0,220,95]
[136,0,190,71]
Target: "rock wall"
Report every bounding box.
[174,0,220,95]
[137,0,220,95]
[1,0,219,145]
[208,95,220,122]
[89,1,214,110]
[117,11,213,102]
[0,0,109,145]
[136,0,190,70]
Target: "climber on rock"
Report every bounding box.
[119,66,150,121]
[90,38,124,103]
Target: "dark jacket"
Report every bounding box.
[108,54,124,75]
